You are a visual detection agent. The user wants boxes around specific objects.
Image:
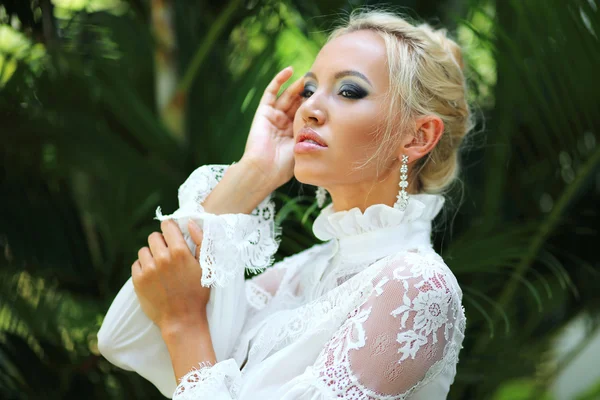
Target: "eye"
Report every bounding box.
[300,84,315,98]
[300,88,314,98]
[339,84,367,99]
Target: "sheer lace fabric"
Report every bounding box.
[310,251,464,399]
[182,248,465,400]
[97,164,466,400]
[155,164,280,288]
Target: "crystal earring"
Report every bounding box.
[316,186,327,208]
[394,154,409,211]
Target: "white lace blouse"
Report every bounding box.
[97,164,466,400]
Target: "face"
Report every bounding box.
[293,29,395,189]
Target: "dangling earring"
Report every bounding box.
[394,154,409,211]
[316,186,327,208]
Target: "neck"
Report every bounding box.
[327,164,418,213]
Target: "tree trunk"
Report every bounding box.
[151,0,185,142]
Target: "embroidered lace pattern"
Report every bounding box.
[164,168,465,399]
[155,164,280,287]
[98,161,466,399]
[311,250,465,399]
[170,249,465,400]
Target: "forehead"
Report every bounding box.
[311,29,389,89]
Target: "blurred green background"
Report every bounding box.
[1,0,599,399]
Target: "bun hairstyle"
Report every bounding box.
[328,10,475,194]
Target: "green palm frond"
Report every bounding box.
[1,0,598,398]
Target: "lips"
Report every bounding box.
[296,127,328,147]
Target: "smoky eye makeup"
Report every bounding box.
[300,83,316,98]
[300,81,369,99]
[339,82,368,99]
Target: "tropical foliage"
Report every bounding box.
[0,0,598,398]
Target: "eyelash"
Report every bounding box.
[300,85,367,100]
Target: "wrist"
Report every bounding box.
[237,157,281,191]
[160,315,208,342]
[159,315,218,381]
[202,159,276,215]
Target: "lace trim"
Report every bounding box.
[173,359,241,400]
[155,164,280,288]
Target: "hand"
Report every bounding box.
[131,219,208,334]
[240,66,304,189]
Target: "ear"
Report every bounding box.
[397,115,444,163]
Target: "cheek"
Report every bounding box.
[332,105,383,158]
[326,102,390,182]
[293,108,303,132]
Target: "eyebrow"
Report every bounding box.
[304,70,373,87]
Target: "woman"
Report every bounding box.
[98,9,472,400]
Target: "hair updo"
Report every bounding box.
[328,9,475,194]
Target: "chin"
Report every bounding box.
[293,161,324,186]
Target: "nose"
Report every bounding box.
[298,94,326,125]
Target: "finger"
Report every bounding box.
[275,75,305,113]
[264,107,292,130]
[161,219,190,259]
[131,259,142,280]
[148,231,167,259]
[187,220,204,260]
[160,219,185,247]
[188,220,204,246]
[285,96,303,121]
[258,66,293,107]
[138,246,156,269]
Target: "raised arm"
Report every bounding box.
[96,162,279,397]
[98,66,306,398]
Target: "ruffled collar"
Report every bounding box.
[313,193,445,240]
[312,193,445,264]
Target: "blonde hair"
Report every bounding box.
[328,9,475,194]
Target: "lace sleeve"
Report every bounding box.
[279,251,466,399]
[173,359,242,400]
[98,164,280,398]
[155,164,281,288]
